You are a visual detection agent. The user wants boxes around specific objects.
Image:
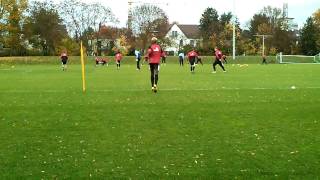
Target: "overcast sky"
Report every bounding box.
[52,0,319,29]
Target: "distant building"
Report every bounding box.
[164,23,202,55]
[90,25,126,56]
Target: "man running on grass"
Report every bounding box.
[212,47,226,73]
[60,51,68,71]
[147,37,162,93]
[187,48,198,73]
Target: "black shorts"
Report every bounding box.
[189,57,196,65]
[213,59,223,65]
[116,60,121,64]
[149,63,159,73]
[61,60,67,65]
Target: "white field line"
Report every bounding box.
[1,87,320,93]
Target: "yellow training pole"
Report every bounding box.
[80,41,86,93]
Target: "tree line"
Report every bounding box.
[199,6,320,56]
[0,0,319,56]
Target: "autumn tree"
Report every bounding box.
[247,6,298,55]
[219,14,241,55]
[24,1,67,55]
[5,0,28,55]
[0,0,11,39]
[313,9,320,51]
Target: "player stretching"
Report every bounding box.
[187,48,198,73]
[212,47,226,73]
[147,37,162,93]
[60,51,68,71]
[115,51,123,70]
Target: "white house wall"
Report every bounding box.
[165,24,200,55]
[165,24,188,54]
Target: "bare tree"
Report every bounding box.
[58,0,117,41]
[131,4,169,49]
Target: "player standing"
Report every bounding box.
[212,47,226,73]
[187,48,198,73]
[115,51,123,70]
[178,52,185,66]
[60,51,68,71]
[135,49,141,70]
[262,55,267,64]
[161,50,167,65]
[147,37,162,93]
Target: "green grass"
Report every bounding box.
[0,55,277,64]
[0,59,320,179]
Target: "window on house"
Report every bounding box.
[190,40,195,46]
[179,39,184,46]
[172,31,178,38]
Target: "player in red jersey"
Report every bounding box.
[147,37,162,93]
[212,47,226,73]
[95,56,108,66]
[115,51,123,70]
[187,48,198,73]
[60,51,68,71]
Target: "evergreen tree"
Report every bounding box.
[300,17,318,55]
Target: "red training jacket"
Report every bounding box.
[115,53,123,61]
[148,44,162,64]
[161,51,167,57]
[187,50,198,59]
[215,50,222,60]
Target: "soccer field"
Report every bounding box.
[0,60,320,179]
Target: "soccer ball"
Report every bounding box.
[291,86,296,90]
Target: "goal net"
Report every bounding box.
[277,52,320,64]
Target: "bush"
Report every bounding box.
[0,48,11,57]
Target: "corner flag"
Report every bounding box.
[80,41,86,93]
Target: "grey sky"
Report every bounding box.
[52,0,320,28]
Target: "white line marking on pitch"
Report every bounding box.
[1,87,320,93]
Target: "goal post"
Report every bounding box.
[277,52,320,64]
[276,52,283,63]
[315,53,320,63]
